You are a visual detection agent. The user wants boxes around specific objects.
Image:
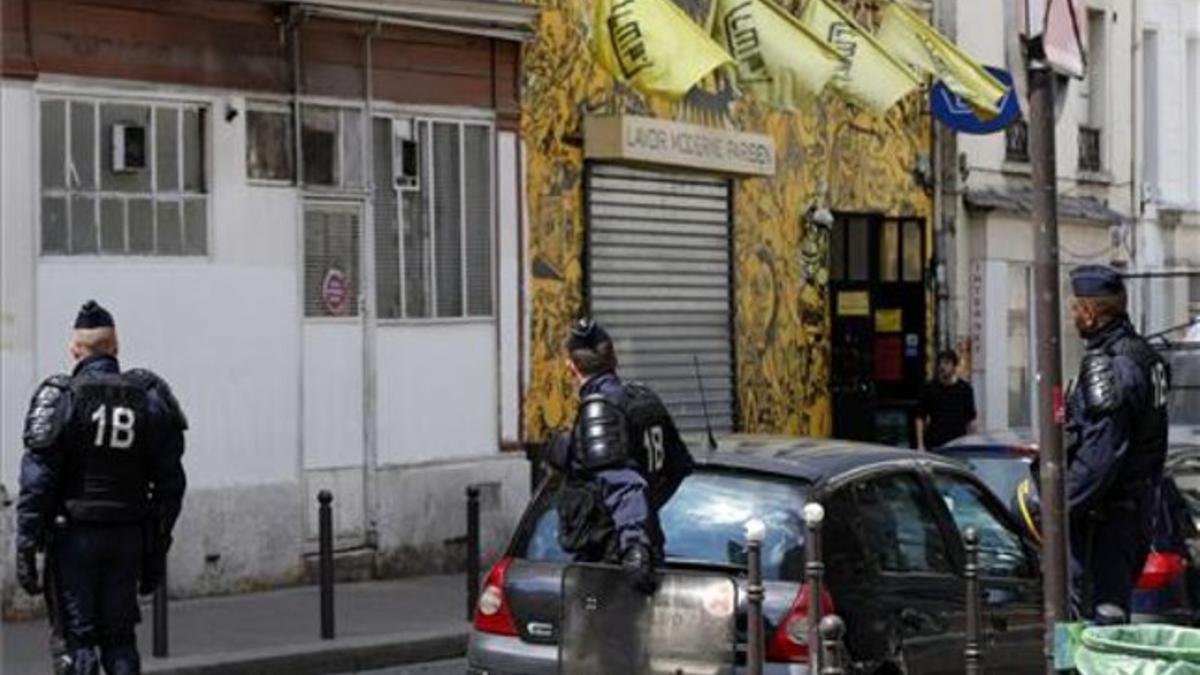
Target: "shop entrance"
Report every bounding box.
[828,214,928,446]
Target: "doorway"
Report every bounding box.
[829,214,927,446]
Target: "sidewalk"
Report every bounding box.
[2,575,470,675]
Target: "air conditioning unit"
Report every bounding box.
[111,123,146,173]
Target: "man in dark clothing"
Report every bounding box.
[916,349,978,450]
[544,318,693,594]
[1064,265,1169,620]
[17,301,188,675]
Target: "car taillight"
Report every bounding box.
[1137,551,1187,591]
[473,556,518,636]
[766,583,835,663]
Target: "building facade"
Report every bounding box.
[947,0,1138,431]
[0,0,535,613]
[1138,0,1200,338]
[520,0,937,450]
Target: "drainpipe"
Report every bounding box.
[361,22,382,549]
[1132,0,1144,331]
[291,7,305,188]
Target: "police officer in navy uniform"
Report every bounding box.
[16,301,187,674]
[546,318,694,593]
[1064,265,1170,620]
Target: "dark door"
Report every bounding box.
[926,469,1044,674]
[839,469,964,674]
[829,215,927,446]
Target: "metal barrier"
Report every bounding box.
[466,485,481,621]
[318,490,335,640]
[745,518,766,675]
[964,527,982,674]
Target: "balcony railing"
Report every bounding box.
[1078,126,1102,172]
[1005,120,1029,163]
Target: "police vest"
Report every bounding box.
[1108,333,1171,499]
[62,370,155,523]
[621,381,692,508]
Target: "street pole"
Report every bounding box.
[1027,56,1069,673]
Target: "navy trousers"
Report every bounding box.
[51,523,143,675]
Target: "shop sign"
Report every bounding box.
[584,115,776,176]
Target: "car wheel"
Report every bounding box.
[871,662,907,675]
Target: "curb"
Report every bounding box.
[143,629,468,675]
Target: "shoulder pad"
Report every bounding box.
[23,374,72,450]
[575,393,629,471]
[1081,351,1120,415]
[125,368,188,430]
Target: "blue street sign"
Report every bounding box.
[931,66,1020,135]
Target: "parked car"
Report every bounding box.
[468,436,1044,675]
[936,431,1197,624]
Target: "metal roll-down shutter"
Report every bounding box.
[586,163,735,434]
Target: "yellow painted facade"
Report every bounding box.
[520,0,933,442]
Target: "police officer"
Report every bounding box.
[1064,265,1170,620]
[16,301,188,674]
[546,318,694,593]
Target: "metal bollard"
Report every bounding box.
[964,527,982,675]
[153,566,169,658]
[467,486,481,621]
[318,490,335,640]
[819,615,847,675]
[804,503,827,673]
[745,518,766,675]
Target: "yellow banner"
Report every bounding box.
[798,0,920,112]
[877,2,1007,115]
[711,0,847,109]
[594,0,735,99]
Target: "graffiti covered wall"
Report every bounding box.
[521,0,933,441]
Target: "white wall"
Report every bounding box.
[376,322,498,465]
[497,131,521,444]
[1,82,39,494]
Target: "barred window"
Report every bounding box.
[373,117,493,320]
[40,97,208,256]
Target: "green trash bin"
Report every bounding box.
[1074,624,1200,674]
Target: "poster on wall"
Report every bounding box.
[322,268,350,316]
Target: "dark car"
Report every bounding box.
[936,431,1197,624]
[468,436,1044,675]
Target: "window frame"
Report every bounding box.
[38,92,211,259]
[834,466,957,578]
[374,114,497,325]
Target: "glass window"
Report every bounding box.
[522,470,812,581]
[246,106,294,181]
[902,220,923,281]
[464,125,493,316]
[932,473,1032,578]
[40,96,207,256]
[1008,264,1031,428]
[830,220,846,281]
[853,472,951,574]
[880,220,899,282]
[433,122,463,318]
[372,117,494,320]
[847,216,869,281]
[302,106,339,187]
[303,206,360,318]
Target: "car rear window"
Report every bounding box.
[519,469,811,581]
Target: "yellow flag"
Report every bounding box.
[711,0,847,109]
[593,0,735,99]
[877,2,1007,115]
[797,0,920,112]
